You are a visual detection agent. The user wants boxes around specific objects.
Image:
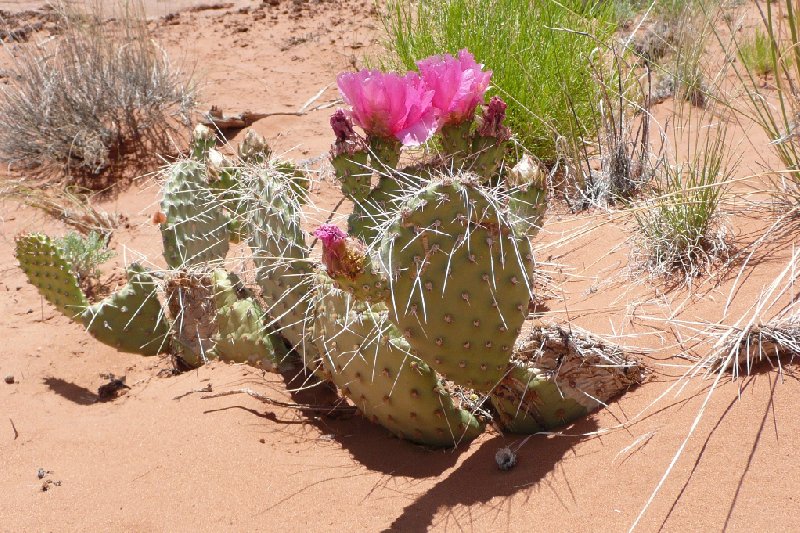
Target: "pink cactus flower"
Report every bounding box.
[336,70,438,146]
[417,49,492,127]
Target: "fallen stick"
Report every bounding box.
[200,387,356,413]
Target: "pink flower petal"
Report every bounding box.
[417,49,492,126]
[336,69,439,145]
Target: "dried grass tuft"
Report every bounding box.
[0,1,195,185]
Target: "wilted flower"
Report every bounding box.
[477,96,510,140]
[329,109,367,158]
[417,49,492,127]
[314,224,367,280]
[336,70,438,146]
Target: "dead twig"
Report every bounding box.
[171,383,213,400]
[200,387,356,413]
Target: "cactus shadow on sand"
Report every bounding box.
[279,365,472,478]
[385,417,599,531]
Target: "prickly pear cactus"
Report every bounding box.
[15,233,88,319]
[245,167,321,373]
[83,264,170,356]
[160,126,230,269]
[315,280,483,447]
[378,177,531,392]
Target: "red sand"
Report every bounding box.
[1,2,798,531]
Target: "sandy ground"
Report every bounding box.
[1,1,799,531]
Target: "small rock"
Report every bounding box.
[37,468,47,479]
[495,446,517,471]
[4,375,14,384]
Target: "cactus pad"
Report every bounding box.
[316,282,483,447]
[160,159,230,269]
[211,270,288,371]
[15,233,88,320]
[246,169,320,372]
[83,264,170,356]
[379,176,531,391]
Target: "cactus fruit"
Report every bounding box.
[83,264,170,356]
[315,280,483,447]
[15,233,89,319]
[491,325,645,432]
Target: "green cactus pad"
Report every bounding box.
[508,184,547,240]
[379,177,531,392]
[246,169,321,373]
[275,161,310,206]
[332,150,371,202]
[439,121,473,167]
[15,233,88,320]
[347,175,404,245]
[82,264,170,356]
[190,124,217,159]
[160,159,230,269]
[237,129,272,164]
[316,282,484,447]
[470,136,506,178]
[369,136,401,170]
[491,325,645,433]
[210,270,288,371]
[491,366,587,432]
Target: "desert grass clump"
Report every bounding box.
[0,181,122,234]
[557,41,662,210]
[720,1,800,207]
[0,1,195,185]
[632,126,732,281]
[382,0,617,163]
[55,230,115,292]
[737,28,774,77]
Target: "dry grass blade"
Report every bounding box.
[0,180,122,234]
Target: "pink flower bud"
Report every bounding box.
[314,224,367,280]
[330,109,367,158]
[331,109,356,142]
